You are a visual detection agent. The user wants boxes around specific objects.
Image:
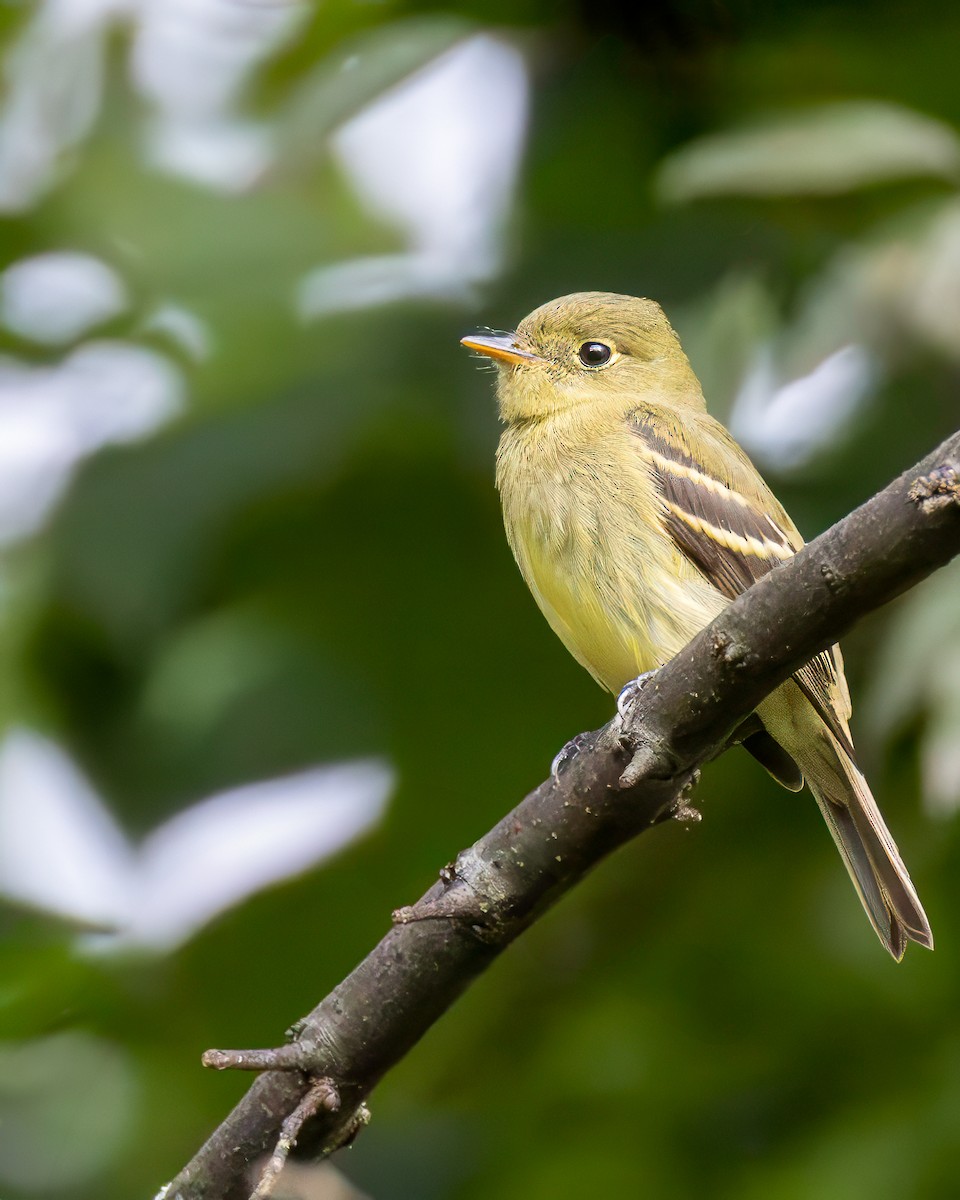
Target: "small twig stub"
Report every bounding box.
[202,1044,316,1073]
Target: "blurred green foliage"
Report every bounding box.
[1,1,960,1198]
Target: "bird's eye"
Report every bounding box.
[578,341,613,367]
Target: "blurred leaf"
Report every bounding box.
[864,561,960,736]
[779,198,960,366]
[889,198,960,358]
[656,101,960,200]
[0,3,106,212]
[864,559,960,815]
[920,696,960,818]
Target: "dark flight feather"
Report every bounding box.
[632,416,857,766]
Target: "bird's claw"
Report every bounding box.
[551,732,592,780]
[616,670,658,722]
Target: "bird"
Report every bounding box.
[460,291,932,960]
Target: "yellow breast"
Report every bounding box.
[496,407,724,695]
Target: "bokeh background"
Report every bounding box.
[1,1,960,1197]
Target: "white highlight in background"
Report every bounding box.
[132,0,307,189]
[0,341,183,544]
[298,36,529,316]
[0,728,393,952]
[730,343,878,471]
[0,252,128,344]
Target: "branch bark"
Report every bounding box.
[162,433,960,1200]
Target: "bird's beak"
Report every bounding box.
[460,332,544,366]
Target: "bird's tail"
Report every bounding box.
[797,729,933,960]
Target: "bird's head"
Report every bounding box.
[461,292,705,423]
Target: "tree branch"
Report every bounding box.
[162,433,960,1200]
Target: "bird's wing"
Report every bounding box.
[631,413,855,760]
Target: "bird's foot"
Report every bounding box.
[616,670,658,722]
[551,732,593,780]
